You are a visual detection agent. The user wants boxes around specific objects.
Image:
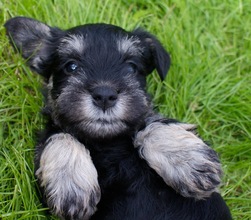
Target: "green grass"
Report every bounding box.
[0,0,250,219]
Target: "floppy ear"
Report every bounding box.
[133,29,171,81]
[5,16,62,77]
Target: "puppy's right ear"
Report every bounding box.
[5,17,63,77]
[133,29,171,81]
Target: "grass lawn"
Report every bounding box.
[0,0,250,219]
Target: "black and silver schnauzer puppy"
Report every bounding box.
[5,17,231,220]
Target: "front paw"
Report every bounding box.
[134,122,222,199]
[36,133,101,219]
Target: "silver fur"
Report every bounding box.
[117,36,142,55]
[134,122,222,199]
[58,35,86,56]
[36,133,100,219]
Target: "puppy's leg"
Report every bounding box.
[36,133,100,220]
[134,122,222,200]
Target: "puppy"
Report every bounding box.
[5,17,231,220]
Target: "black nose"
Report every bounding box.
[91,86,118,112]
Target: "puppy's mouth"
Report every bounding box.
[81,117,129,138]
[95,118,121,124]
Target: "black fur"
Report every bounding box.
[5,17,231,220]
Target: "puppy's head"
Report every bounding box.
[5,17,171,139]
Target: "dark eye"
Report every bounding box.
[127,63,137,74]
[65,62,78,73]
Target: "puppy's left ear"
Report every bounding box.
[133,29,171,81]
[5,16,63,77]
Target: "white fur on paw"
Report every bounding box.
[134,122,222,200]
[36,133,101,219]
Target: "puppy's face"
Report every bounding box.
[48,26,154,138]
[5,17,170,139]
